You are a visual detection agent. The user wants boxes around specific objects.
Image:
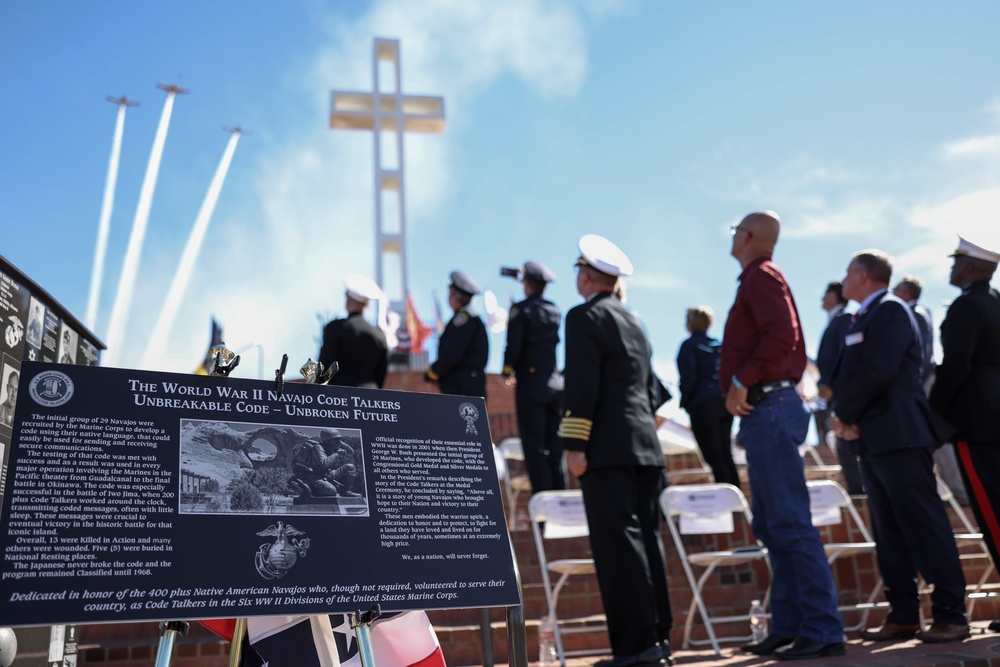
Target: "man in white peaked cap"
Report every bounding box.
[559,234,673,667]
[319,273,388,389]
[930,235,1000,633]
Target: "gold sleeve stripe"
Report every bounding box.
[426,368,440,381]
[503,365,513,375]
[558,417,592,440]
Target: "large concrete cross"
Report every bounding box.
[329,38,446,324]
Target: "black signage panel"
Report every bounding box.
[0,362,519,627]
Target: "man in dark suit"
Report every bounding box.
[894,274,969,505]
[425,271,488,398]
[930,236,1000,629]
[319,273,388,389]
[814,281,863,494]
[559,234,672,667]
[830,249,968,644]
[503,261,565,493]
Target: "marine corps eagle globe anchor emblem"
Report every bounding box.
[458,402,479,435]
[254,521,310,580]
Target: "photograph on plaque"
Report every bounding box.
[40,309,59,362]
[57,322,78,365]
[24,296,44,350]
[0,360,17,429]
[179,419,368,517]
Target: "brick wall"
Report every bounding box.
[73,373,1000,665]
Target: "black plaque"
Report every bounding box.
[0,362,519,627]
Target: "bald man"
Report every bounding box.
[721,211,844,660]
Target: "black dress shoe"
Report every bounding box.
[593,645,664,667]
[741,633,794,655]
[776,637,846,660]
[657,641,675,667]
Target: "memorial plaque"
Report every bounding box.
[0,361,520,627]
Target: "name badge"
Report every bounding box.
[845,332,864,346]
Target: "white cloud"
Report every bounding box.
[121,0,618,375]
[942,134,1000,158]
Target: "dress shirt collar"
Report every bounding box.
[856,289,888,318]
[826,304,845,322]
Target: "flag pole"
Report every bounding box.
[228,618,247,667]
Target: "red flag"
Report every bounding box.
[405,293,435,355]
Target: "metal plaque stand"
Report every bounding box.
[153,621,189,667]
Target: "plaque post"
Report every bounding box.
[350,604,382,667]
[227,618,247,667]
[153,620,189,667]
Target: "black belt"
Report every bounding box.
[760,379,796,394]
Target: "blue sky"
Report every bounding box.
[3,1,1000,416]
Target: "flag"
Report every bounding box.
[331,611,446,667]
[432,293,445,334]
[200,618,237,642]
[483,290,508,334]
[243,616,340,667]
[226,611,445,667]
[405,293,435,355]
[194,318,223,375]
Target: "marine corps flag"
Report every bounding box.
[405,293,434,355]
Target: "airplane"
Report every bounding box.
[156,83,190,95]
[106,95,139,107]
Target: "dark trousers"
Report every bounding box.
[515,385,564,493]
[688,397,739,487]
[579,465,672,656]
[814,408,864,494]
[955,441,1000,570]
[860,446,967,625]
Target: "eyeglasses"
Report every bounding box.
[730,225,751,237]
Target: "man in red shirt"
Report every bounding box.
[721,211,844,661]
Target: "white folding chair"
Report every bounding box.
[805,480,882,630]
[936,476,999,615]
[528,490,607,666]
[659,483,770,656]
[657,419,714,484]
[498,437,532,529]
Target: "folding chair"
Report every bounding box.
[497,437,532,529]
[528,490,606,666]
[936,476,999,615]
[657,419,714,484]
[805,480,882,630]
[659,483,770,656]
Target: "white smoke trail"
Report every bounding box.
[85,101,128,331]
[141,130,242,370]
[103,90,178,367]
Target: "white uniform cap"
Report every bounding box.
[343,273,383,304]
[577,234,634,277]
[951,236,1000,264]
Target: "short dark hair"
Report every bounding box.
[895,275,922,301]
[825,281,846,305]
[852,250,892,285]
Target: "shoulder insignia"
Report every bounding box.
[453,312,469,327]
[510,306,520,318]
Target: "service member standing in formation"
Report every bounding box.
[830,250,969,644]
[318,273,389,389]
[721,211,845,660]
[425,271,488,398]
[930,236,1000,631]
[559,234,673,667]
[502,261,565,493]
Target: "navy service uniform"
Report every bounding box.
[319,273,388,389]
[503,261,564,493]
[559,235,672,665]
[425,271,488,398]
